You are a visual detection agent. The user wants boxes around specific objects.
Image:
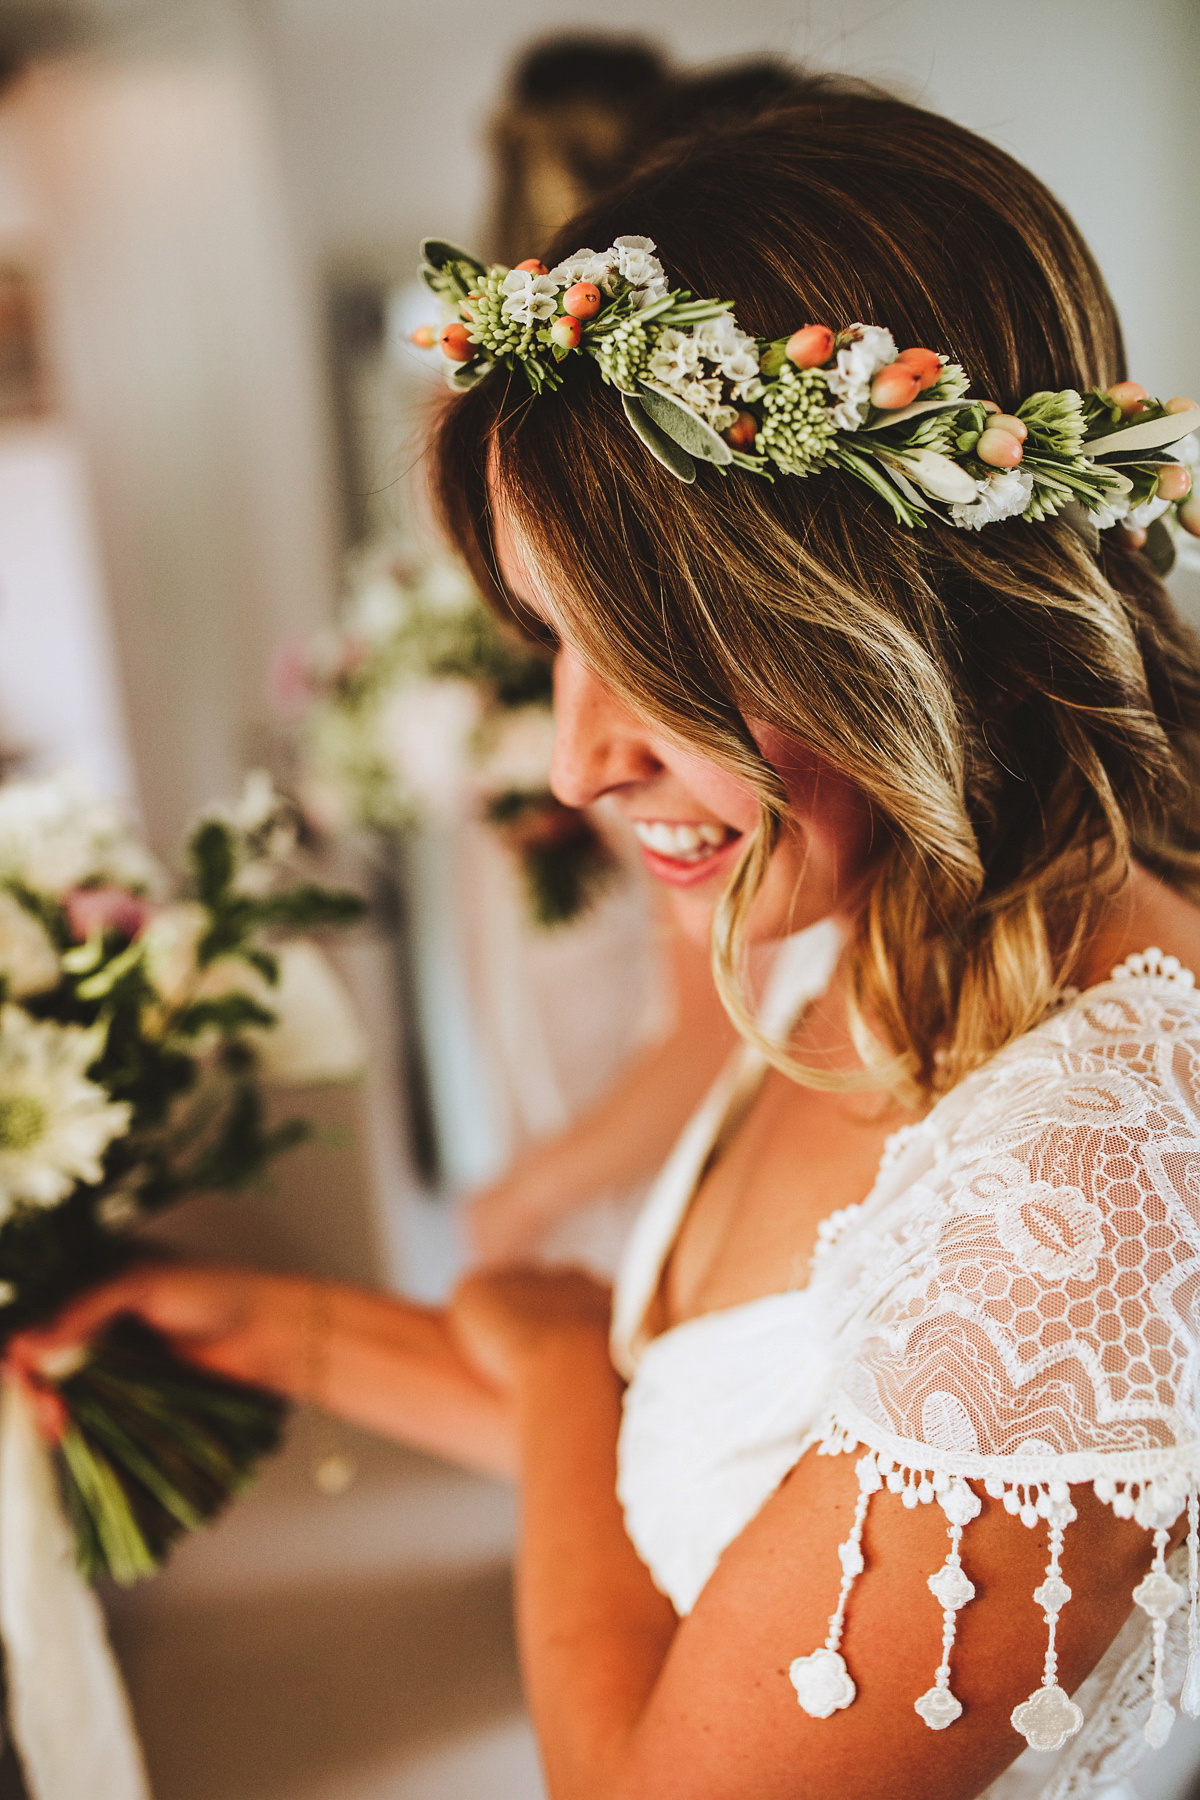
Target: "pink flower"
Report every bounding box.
[64,886,155,944]
[268,640,316,716]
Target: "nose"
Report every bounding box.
[550,646,662,808]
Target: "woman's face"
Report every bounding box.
[492,500,876,946]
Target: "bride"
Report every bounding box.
[15,88,1200,1800]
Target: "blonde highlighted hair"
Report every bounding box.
[433,87,1200,1105]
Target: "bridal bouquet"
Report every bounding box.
[0,771,364,1585]
[280,546,616,927]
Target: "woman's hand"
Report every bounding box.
[449,1265,612,1394]
[7,1263,309,1399]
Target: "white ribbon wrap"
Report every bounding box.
[0,1375,150,1800]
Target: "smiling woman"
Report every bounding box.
[12,78,1200,1800]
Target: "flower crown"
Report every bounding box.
[417,236,1199,550]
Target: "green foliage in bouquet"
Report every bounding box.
[289,550,617,928]
[0,774,364,1582]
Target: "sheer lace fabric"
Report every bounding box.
[612,943,1200,1798]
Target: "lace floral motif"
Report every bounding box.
[789,957,1200,1775]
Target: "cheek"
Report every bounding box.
[751,722,875,870]
[665,747,761,835]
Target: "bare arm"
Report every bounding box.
[467,918,737,1261]
[10,1265,515,1477]
[451,1268,1175,1800]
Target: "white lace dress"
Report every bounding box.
[611,925,1200,1800]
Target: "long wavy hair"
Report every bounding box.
[432,87,1200,1105]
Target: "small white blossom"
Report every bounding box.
[1175,432,1199,467]
[1088,494,1131,530]
[501,269,561,326]
[1126,493,1173,530]
[950,468,1034,530]
[681,377,735,428]
[0,1006,131,1217]
[0,892,59,998]
[648,328,700,389]
[825,323,898,430]
[612,235,666,291]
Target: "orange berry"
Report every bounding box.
[785,325,835,368]
[1157,464,1193,502]
[1180,493,1200,538]
[988,413,1027,441]
[410,325,438,350]
[896,347,942,390]
[725,411,758,450]
[439,322,473,363]
[1166,396,1199,414]
[1106,381,1148,418]
[1123,525,1148,549]
[976,427,1024,468]
[514,258,548,275]
[563,282,602,320]
[979,400,1001,415]
[869,363,922,410]
[549,314,581,350]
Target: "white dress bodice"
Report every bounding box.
[611,928,1200,1800]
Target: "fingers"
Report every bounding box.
[8,1270,155,1370]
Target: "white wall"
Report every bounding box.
[2,2,339,851]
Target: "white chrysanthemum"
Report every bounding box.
[0,892,59,998]
[1089,496,1130,530]
[476,705,557,794]
[0,1006,130,1215]
[376,678,482,819]
[950,468,1035,530]
[825,323,898,430]
[612,235,666,292]
[648,327,700,388]
[501,269,560,325]
[0,775,163,897]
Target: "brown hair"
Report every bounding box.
[433,88,1200,1103]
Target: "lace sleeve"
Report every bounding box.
[788,957,1200,1758]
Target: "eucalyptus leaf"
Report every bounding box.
[863,397,968,432]
[1059,501,1100,554]
[419,239,485,278]
[639,385,734,466]
[451,362,489,391]
[1143,517,1178,577]
[621,394,697,482]
[877,447,975,504]
[1085,408,1200,458]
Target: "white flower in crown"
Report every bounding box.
[950,467,1034,530]
[612,235,666,290]
[648,328,701,388]
[1126,493,1173,530]
[1088,493,1131,530]
[0,1007,131,1217]
[825,323,898,430]
[550,249,604,285]
[789,1648,856,1719]
[501,269,560,326]
[682,377,738,432]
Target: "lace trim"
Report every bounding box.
[787,1414,1200,1759]
[1110,947,1196,988]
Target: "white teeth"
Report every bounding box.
[633,820,732,863]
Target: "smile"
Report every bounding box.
[632,821,737,864]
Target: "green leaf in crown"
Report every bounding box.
[412,234,1200,558]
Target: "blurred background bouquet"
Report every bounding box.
[0,771,363,1584]
[281,546,616,929]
